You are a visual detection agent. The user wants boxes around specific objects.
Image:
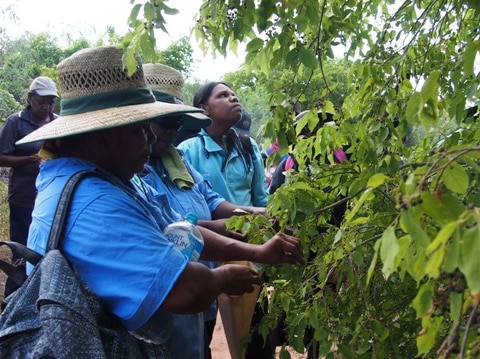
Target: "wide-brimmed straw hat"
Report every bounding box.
[143,63,211,130]
[17,46,209,145]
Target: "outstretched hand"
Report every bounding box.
[255,232,305,266]
[215,263,261,296]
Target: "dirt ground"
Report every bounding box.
[210,311,307,359]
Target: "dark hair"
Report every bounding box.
[193,81,231,108]
[193,81,254,172]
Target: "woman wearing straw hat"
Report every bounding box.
[19,46,265,356]
[142,63,305,359]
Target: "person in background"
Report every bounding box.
[178,82,273,358]
[21,46,266,357]
[269,109,348,195]
[142,63,274,358]
[234,110,252,137]
[0,76,58,297]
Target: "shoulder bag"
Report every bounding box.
[0,170,170,358]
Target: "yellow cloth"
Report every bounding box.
[161,146,195,190]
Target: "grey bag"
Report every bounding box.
[0,171,170,358]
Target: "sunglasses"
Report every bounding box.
[155,116,182,130]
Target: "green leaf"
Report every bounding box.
[424,242,444,279]
[443,162,469,194]
[463,40,480,77]
[421,70,440,99]
[143,2,154,22]
[449,292,463,326]
[246,38,264,52]
[345,188,374,223]
[400,210,430,247]
[420,191,465,226]
[299,48,318,69]
[412,281,434,318]
[371,319,390,341]
[426,221,458,255]
[128,4,142,23]
[417,315,443,355]
[459,226,480,294]
[366,238,381,285]
[380,226,399,278]
[442,235,461,273]
[367,173,389,188]
[406,92,421,125]
[395,235,412,274]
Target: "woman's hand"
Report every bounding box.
[253,232,305,266]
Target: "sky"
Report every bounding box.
[2,0,245,81]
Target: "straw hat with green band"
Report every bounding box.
[143,63,212,130]
[16,46,210,145]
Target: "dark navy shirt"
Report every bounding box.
[0,108,57,207]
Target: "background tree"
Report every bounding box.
[125,1,480,357]
[157,36,194,78]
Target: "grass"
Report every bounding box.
[0,176,10,303]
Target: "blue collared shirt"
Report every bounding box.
[177,129,269,206]
[27,157,188,331]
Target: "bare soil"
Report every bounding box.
[210,311,307,359]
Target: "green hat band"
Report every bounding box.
[60,87,155,116]
[152,90,184,104]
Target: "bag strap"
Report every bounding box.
[0,170,111,291]
[0,241,43,287]
[46,170,110,252]
[0,240,43,266]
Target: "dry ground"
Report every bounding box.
[211,311,307,359]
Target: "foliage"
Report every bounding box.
[128,0,480,357]
[221,58,352,145]
[0,32,93,121]
[0,26,193,123]
[0,33,62,107]
[157,36,194,78]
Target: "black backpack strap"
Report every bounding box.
[0,241,43,266]
[0,170,112,293]
[0,241,43,287]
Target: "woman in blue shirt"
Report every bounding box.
[20,46,265,357]
[177,82,269,207]
[177,82,273,358]
[142,65,270,358]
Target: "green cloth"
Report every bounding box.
[161,146,194,190]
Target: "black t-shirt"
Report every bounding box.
[0,108,57,207]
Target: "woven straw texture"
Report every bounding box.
[143,63,184,99]
[142,63,212,130]
[58,47,145,99]
[16,46,208,145]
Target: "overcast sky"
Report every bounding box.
[3,0,244,81]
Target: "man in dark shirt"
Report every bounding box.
[0,76,58,296]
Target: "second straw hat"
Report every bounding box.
[143,63,211,130]
[17,46,209,145]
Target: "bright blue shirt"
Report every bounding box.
[141,153,224,358]
[142,155,225,221]
[177,129,269,206]
[27,158,188,332]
